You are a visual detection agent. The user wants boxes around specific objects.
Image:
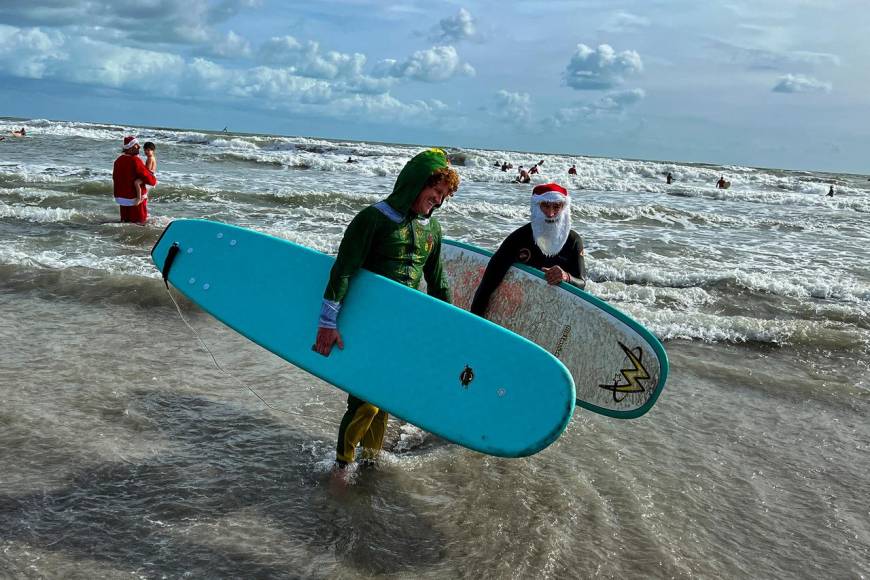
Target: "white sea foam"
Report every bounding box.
[0,245,158,278]
[589,257,870,304]
[0,187,77,202]
[625,305,866,347]
[0,201,80,223]
[2,117,869,349]
[588,281,715,308]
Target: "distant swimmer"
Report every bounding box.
[827,185,835,197]
[568,164,577,175]
[529,164,540,175]
[515,166,531,184]
[501,162,510,172]
[716,176,730,189]
[11,127,26,137]
[346,157,358,164]
[666,172,673,184]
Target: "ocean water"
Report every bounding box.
[1,117,868,579]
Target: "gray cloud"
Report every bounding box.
[564,43,643,90]
[0,1,260,47]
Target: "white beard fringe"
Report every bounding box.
[531,202,571,257]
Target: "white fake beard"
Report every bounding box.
[531,203,571,257]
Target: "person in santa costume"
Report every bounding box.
[470,182,586,316]
[112,136,156,223]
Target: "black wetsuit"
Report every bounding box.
[470,224,586,316]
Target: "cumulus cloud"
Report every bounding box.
[257,35,394,93]
[259,36,365,79]
[376,45,475,83]
[0,24,449,124]
[596,88,646,110]
[772,74,832,94]
[67,38,187,91]
[203,30,252,59]
[489,90,533,125]
[431,8,477,43]
[0,25,191,90]
[330,93,448,125]
[0,25,65,78]
[564,43,642,90]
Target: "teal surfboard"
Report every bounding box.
[441,240,668,419]
[151,220,576,457]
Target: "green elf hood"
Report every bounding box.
[385,148,450,216]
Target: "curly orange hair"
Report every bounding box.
[424,166,460,194]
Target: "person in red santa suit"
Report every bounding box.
[112,136,156,223]
[470,182,586,316]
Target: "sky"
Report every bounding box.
[1,0,868,173]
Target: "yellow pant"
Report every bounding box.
[336,394,389,465]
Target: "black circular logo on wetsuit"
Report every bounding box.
[517,248,531,263]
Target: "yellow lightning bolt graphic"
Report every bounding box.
[598,342,650,402]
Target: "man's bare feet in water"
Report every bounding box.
[329,461,352,495]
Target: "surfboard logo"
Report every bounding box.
[460,365,475,388]
[553,325,571,358]
[599,342,650,402]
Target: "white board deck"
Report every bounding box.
[441,240,668,419]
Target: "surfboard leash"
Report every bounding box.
[163,285,334,427]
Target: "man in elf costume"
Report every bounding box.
[313,148,460,475]
[471,182,586,317]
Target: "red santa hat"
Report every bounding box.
[122,136,140,150]
[531,182,569,204]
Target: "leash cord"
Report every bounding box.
[165,286,334,427]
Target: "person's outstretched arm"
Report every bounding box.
[470,231,521,316]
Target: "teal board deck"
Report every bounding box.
[152,220,576,457]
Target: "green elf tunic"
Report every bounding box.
[318,149,453,465]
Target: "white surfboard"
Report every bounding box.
[441,240,668,419]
